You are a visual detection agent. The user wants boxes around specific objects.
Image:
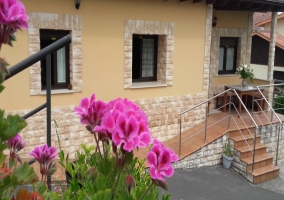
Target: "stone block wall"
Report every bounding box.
[172,134,228,169]
[258,123,284,166]
[5,93,207,159]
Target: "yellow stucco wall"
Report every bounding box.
[211,11,251,87]
[213,10,249,29]
[0,0,207,111]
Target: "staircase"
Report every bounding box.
[229,127,280,184]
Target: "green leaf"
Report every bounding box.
[0,152,7,165]
[0,143,7,151]
[10,162,38,185]
[0,85,4,93]
[124,151,134,166]
[0,176,11,194]
[34,181,48,195]
[90,189,111,200]
[0,114,27,142]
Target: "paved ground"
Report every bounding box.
[160,165,284,200]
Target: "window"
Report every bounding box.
[132,34,158,82]
[40,29,70,89]
[218,37,238,75]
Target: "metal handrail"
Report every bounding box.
[4,34,72,190]
[256,86,282,123]
[252,84,284,166]
[179,88,260,172]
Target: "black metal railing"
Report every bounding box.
[5,34,72,189]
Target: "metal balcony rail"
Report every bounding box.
[178,89,260,172]
[4,34,72,189]
[250,83,284,166]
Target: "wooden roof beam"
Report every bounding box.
[214,0,229,6]
[246,3,264,10]
[207,0,216,4]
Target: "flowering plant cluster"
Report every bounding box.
[44,94,177,199]
[235,62,254,82]
[0,0,29,84]
[0,0,178,199]
[0,0,59,199]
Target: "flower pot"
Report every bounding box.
[242,79,247,87]
[222,153,233,169]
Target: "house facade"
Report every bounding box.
[1,0,283,159]
[251,13,284,81]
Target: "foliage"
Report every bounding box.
[224,142,233,157]
[43,94,177,200]
[273,93,284,115]
[0,1,53,199]
[235,62,254,82]
[0,1,177,199]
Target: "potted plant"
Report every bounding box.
[235,62,254,87]
[223,141,233,169]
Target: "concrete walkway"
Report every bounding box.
[160,165,284,200]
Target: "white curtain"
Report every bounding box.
[57,47,66,83]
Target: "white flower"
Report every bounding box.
[243,64,247,69]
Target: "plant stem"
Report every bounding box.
[110,169,122,200]
[140,182,154,200]
[93,132,103,159]
[102,141,106,159]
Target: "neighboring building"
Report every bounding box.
[251,12,284,81]
[1,0,283,159]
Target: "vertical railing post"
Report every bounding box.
[46,54,52,190]
[227,92,232,129]
[179,115,182,157]
[204,106,208,143]
[252,127,257,173]
[251,90,255,125]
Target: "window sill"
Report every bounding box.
[40,89,74,95]
[131,82,167,89]
[217,74,238,77]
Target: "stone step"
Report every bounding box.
[230,134,261,148]
[234,143,267,159]
[229,128,256,137]
[242,153,273,171]
[249,164,280,184]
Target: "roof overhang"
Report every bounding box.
[182,0,284,12]
[252,32,284,50]
[256,13,284,26]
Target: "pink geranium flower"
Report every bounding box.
[29,144,57,176]
[147,139,178,181]
[74,94,107,128]
[0,0,29,46]
[7,134,25,162]
[94,98,151,152]
[0,0,29,29]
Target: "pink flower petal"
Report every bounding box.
[147,152,157,167]
[112,131,122,146]
[125,115,138,139]
[124,139,134,152]
[160,166,174,178]
[149,166,158,179]
[138,132,151,148]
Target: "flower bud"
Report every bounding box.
[125,175,136,193]
[86,166,97,182]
